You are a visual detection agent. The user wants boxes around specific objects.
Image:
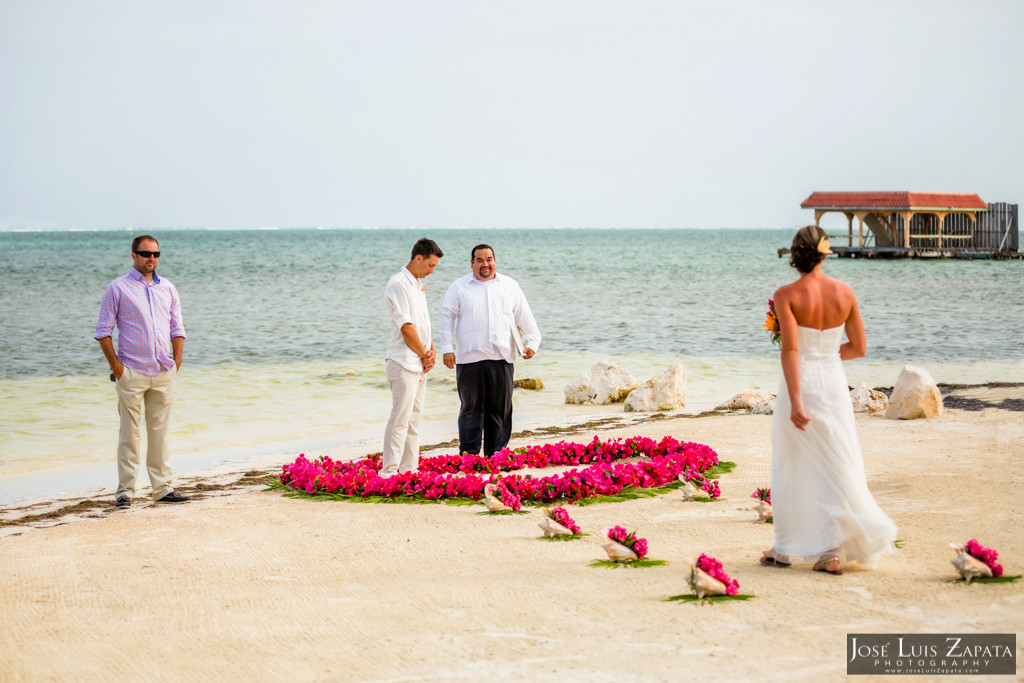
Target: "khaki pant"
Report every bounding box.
[381,359,427,476]
[114,365,176,499]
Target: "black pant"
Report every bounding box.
[456,360,514,456]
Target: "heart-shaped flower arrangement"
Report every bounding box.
[279,435,723,505]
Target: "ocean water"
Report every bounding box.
[1,228,1021,503]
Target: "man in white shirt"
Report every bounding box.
[382,238,444,478]
[441,244,541,456]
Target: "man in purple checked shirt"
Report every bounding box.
[95,235,190,508]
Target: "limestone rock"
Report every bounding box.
[751,400,775,415]
[850,383,888,414]
[624,364,687,412]
[564,360,637,405]
[716,391,774,412]
[885,366,943,420]
[513,378,544,390]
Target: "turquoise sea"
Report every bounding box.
[1,228,1021,504]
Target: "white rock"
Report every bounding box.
[751,400,775,415]
[716,391,773,411]
[850,383,889,414]
[885,366,944,420]
[624,364,687,412]
[564,360,638,405]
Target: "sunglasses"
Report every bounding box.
[134,250,161,258]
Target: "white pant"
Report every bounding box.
[382,359,427,475]
[114,365,176,499]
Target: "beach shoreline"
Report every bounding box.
[1,384,1023,680]
[2,382,1021,531]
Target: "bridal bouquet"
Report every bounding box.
[763,300,781,345]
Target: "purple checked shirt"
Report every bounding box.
[94,269,186,376]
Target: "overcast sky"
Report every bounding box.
[1,1,1021,230]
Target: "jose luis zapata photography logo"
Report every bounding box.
[847,634,1016,675]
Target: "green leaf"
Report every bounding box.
[664,593,755,603]
[536,534,588,541]
[588,559,669,569]
[949,574,1021,584]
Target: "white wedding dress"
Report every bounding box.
[771,325,897,568]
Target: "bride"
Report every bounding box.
[761,226,897,575]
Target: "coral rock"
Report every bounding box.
[716,391,774,411]
[513,378,544,390]
[751,400,775,415]
[885,366,943,420]
[564,360,638,405]
[850,383,888,414]
[624,364,687,412]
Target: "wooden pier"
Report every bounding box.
[790,192,1020,260]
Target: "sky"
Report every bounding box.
[1,1,1022,230]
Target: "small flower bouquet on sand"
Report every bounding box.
[591,526,667,568]
[949,539,1020,584]
[478,482,528,515]
[537,506,584,540]
[678,473,721,501]
[751,487,772,523]
[666,554,753,603]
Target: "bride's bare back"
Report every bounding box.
[776,269,857,331]
[774,262,866,430]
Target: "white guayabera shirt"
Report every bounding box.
[384,266,432,372]
[440,273,541,364]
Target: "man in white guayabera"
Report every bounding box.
[441,244,541,456]
[381,238,445,478]
[95,235,190,508]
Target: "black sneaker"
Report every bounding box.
[154,490,191,504]
[115,495,131,508]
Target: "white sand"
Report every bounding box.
[1,392,1022,681]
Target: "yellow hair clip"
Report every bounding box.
[817,236,833,255]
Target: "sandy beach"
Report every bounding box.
[1,384,1022,681]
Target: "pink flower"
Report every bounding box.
[550,506,581,535]
[696,553,739,595]
[965,539,1003,577]
[279,436,721,506]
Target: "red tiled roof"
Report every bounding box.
[801,192,987,210]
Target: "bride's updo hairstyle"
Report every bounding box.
[789,225,829,273]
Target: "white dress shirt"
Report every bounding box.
[440,273,541,364]
[385,267,432,372]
